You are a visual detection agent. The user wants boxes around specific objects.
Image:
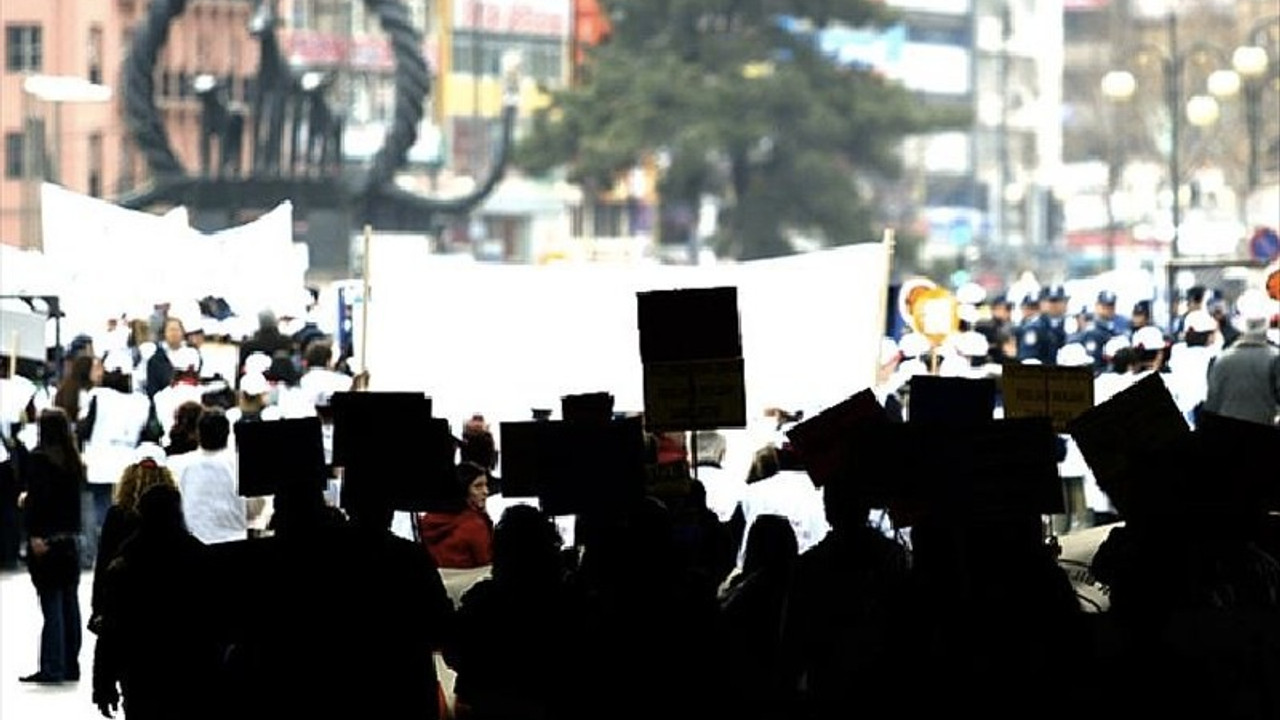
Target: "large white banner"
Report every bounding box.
[363,237,890,432]
[39,183,303,338]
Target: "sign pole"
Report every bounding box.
[8,331,18,379]
[875,228,897,384]
[358,224,372,388]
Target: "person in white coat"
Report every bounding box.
[177,409,248,544]
[78,366,152,568]
[1166,309,1220,427]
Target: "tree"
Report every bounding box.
[517,0,969,260]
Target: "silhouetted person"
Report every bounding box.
[673,479,737,599]
[225,477,454,720]
[1090,429,1280,719]
[445,505,579,720]
[720,514,799,720]
[92,484,219,719]
[20,408,86,684]
[904,513,1082,719]
[89,453,178,636]
[781,481,910,720]
[568,497,729,720]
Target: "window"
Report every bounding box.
[6,25,42,72]
[5,133,24,178]
[88,133,103,197]
[88,25,104,84]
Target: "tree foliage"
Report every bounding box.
[517,0,969,260]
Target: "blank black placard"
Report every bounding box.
[637,287,741,363]
[908,376,997,425]
[340,417,457,513]
[235,417,327,498]
[330,391,432,468]
[499,417,648,516]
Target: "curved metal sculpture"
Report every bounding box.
[115,0,514,233]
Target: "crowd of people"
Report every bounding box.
[0,281,1277,720]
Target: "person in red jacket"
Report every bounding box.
[419,462,493,569]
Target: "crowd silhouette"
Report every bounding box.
[5,349,1279,720]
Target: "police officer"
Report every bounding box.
[1130,300,1153,334]
[1019,285,1069,365]
[1077,291,1128,370]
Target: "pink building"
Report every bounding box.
[1,0,258,248]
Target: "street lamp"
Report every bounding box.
[1100,10,1238,260]
[1232,16,1279,192]
[19,75,114,250]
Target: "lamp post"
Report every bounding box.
[1232,16,1279,193]
[1100,11,1239,259]
[19,75,113,250]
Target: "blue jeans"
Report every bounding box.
[37,580,82,679]
[81,485,114,568]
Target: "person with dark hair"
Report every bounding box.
[445,505,578,720]
[145,318,195,398]
[459,423,502,495]
[92,483,221,720]
[18,408,86,684]
[164,401,204,460]
[177,409,246,544]
[418,463,494,568]
[239,310,296,381]
[53,354,98,437]
[1172,285,1208,340]
[298,340,352,413]
[720,514,800,720]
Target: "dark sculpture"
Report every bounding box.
[115,0,515,271]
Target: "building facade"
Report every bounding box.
[1,0,258,249]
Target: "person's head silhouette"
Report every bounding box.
[492,504,563,586]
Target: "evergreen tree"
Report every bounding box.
[517,0,969,260]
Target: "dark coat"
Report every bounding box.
[23,450,84,589]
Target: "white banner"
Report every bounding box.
[39,183,304,339]
[363,238,890,431]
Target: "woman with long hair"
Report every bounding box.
[19,408,87,684]
[88,448,178,635]
[55,355,98,428]
[417,463,494,569]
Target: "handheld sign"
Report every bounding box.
[851,417,1063,525]
[1002,364,1094,432]
[642,359,747,431]
[785,389,888,489]
[499,417,647,516]
[637,287,746,431]
[330,391,433,467]
[636,287,741,363]
[235,417,327,498]
[562,392,615,424]
[340,417,456,513]
[908,376,996,424]
[1066,373,1189,498]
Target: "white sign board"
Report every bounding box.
[0,308,47,361]
[362,237,890,432]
